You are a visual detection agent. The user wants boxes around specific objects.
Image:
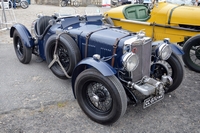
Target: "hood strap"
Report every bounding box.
[85,27,108,58]
[112,33,131,66]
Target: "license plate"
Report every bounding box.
[143,94,164,108]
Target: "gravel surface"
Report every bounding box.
[0,4,200,133]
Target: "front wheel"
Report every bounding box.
[75,68,127,125]
[20,1,29,9]
[151,53,184,93]
[182,34,200,72]
[13,30,32,64]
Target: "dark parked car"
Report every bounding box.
[10,11,184,124]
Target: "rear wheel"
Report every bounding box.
[13,30,32,64]
[20,1,29,9]
[75,68,127,125]
[45,34,81,79]
[182,34,200,72]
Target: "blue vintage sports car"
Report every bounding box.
[10,8,184,124]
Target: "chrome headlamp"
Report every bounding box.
[122,52,139,72]
[157,43,172,60]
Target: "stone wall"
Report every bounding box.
[33,0,59,6]
[31,0,102,6]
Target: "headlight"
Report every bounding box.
[157,43,172,60]
[122,52,139,72]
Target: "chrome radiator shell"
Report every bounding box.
[124,37,152,82]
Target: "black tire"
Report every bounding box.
[75,68,127,125]
[61,1,67,7]
[13,30,32,64]
[182,34,200,72]
[151,53,184,93]
[45,34,81,79]
[20,1,29,9]
[73,0,80,7]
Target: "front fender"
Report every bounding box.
[10,23,34,48]
[152,41,184,55]
[71,57,116,98]
[169,44,184,55]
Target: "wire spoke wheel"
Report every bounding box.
[183,34,200,72]
[57,44,70,70]
[151,53,183,93]
[87,82,112,112]
[75,68,127,125]
[189,46,200,66]
[45,34,81,79]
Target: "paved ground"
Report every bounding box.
[0,4,200,133]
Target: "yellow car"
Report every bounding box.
[104,1,200,72]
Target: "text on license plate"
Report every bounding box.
[143,94,164,109]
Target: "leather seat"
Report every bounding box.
[123,4,150,21]
[36,16,52,36]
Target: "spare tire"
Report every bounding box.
[45,34,81,79]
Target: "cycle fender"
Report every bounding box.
[169,44,184,55]
[10,23,34,48]
[71,57,116,98]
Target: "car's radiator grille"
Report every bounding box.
[131,38,152,82]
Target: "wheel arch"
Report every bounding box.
[10,23,34,48]
[71,57,117,98]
